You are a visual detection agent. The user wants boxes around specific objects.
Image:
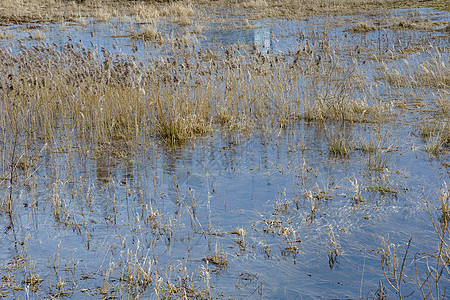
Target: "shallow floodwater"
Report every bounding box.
[1,8,448,56]
[1,123,448,298]
[0,6,449,299]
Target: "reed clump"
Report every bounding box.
[348,21,377,33]
[1,40,393,148]
[299,51,390,123]
[378,48,449,89]
[130,25,162,41]
[327,129,352,156]
[421,93,449,155]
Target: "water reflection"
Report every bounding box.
[253,20,271,51]
[1,7,448,60]
[204,19,272,53]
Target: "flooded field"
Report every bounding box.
[0,1,449,299]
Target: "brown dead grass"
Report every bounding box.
[0,0,448,25]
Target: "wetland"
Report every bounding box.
[0,0,449,298]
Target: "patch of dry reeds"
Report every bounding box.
[0,40,393,148]
[378,47,449,89]
[0,0,448,25]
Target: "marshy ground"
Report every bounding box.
[0,0,449,298]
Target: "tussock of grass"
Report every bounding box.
[327,129,352,156]
[436,93,450,115]
[132,3,160,21]
[366,152,390,171]
[202,250,228,269]
[355,137,378,153]
[348,21,377,33]
[368,171,399,196]
[130,25,162,41]
[420,92,449,155]
[422,120,449,155]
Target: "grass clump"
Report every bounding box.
[130,25,162,41]
[355,137,378,153]
[161,2,195,18]
[327,129,352,156]
[365,152,390,171]
[156,111,212,145]
[378,48,449,89]
[132,3,160,21]
[348,21,377,33]
[202,249,228,269]
[300,52,389,123]
[328,225,341,269]
[421,94,449,155]
[422,120,449,155]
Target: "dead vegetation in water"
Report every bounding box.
[421,118,449,156]
[202,249,228,269]
[377,47,449,89]
[327,127,352,157]
[348,21,377,33]
[419,91,449,156]
[0,38,396,148]
[129,24,163,41]
[297,50,393,123]
[378,185,450,298]
[348,15,449,34]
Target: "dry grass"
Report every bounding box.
[378,48,449,89]
[161,2,195,18]
[0,39,395,147]
[328,225,341,269]
[421,93,449,155]
[0,0,448,25]
[422,119,449,155]
[327,128,352,156]
[130,24,162,41]
[132,3,160,21]
[348,21,377,33]
[295,49,393,123]
[240,0,269,9]
[202,249,228,269]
